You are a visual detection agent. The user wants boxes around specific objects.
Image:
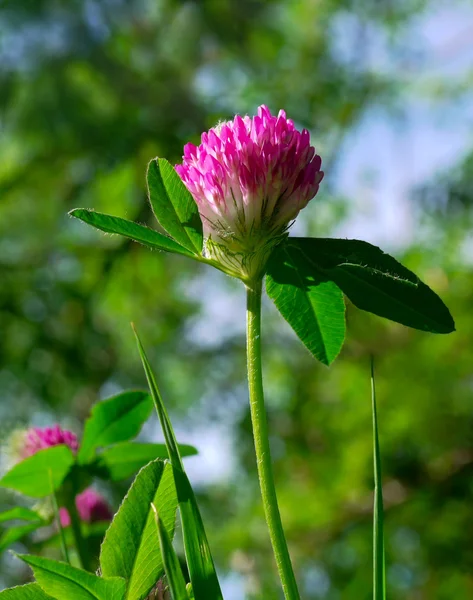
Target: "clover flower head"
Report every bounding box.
[59,488,113,527]
[176,104,323,280]
[22,425,79,458]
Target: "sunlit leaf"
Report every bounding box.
[94,441,197,481]
[147,158,203,254]
[78,391,153,464]
[0,507,45,524]
[0,446,75,498]
[133,328,223,600]
[100,460,178,600]
[0,583,54,599]
[17,554,126,600]
[69,209,194,257]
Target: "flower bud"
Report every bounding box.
[59,488,113,527]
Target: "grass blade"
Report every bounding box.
[152,503,189,600]
[371,357,386,599]
[132,325,183,471]
[132,326,223,600]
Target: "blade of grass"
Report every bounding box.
[132,324,183,471]
[371,357,386,599]
[132,325,223,600]
[151,503,189,600]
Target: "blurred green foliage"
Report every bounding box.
[1,0,472,598]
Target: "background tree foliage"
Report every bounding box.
[1,0,472,598]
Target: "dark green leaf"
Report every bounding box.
[147,158,203,254]
[153,507,189,600]
[78,391,154,464]
[133,328,223,600]
[69,209,194,257]
[17,554,126,600]
[266,244,346,365]
[0,584,54,599]
[0,446,75,498]
[95,441,198,481]
[0,507,45,524]
[285,238,455,334]
[100,460,178,600]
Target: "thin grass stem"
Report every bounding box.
[371,357,386,599]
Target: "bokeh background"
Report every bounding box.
[1,0,472,598]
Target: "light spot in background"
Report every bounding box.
[334,3,473,250]
[304,563,331,597]
[172,424,235,486]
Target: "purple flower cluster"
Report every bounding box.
[22,425,112,525]
[176,105,323,279]
[22,425,79,458]
[59,488,113,527]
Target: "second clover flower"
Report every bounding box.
[176,105,324,281]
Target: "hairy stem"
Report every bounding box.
[246,279,300,600]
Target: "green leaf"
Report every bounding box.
[371,359,386,599]
[17,554,126,600]
[69,209,194,258]
[78,391,154,464]
[0,583,54,599]
[153,506,189,600]
[0,507,47,554]
[0,507,45,524]
[0,446,75,498]
[0,523,45,553]
[94,441,198,481]
[133,328,223,600]
[34,522,110,553]
[286,238,455,334]
[100,460,178,600]
[147,158,203,255]
[266,243,346,365]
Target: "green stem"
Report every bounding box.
[49,471,70,565]
[65,493,89,571]
[371,357,386,598]
[246,279,300,600]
